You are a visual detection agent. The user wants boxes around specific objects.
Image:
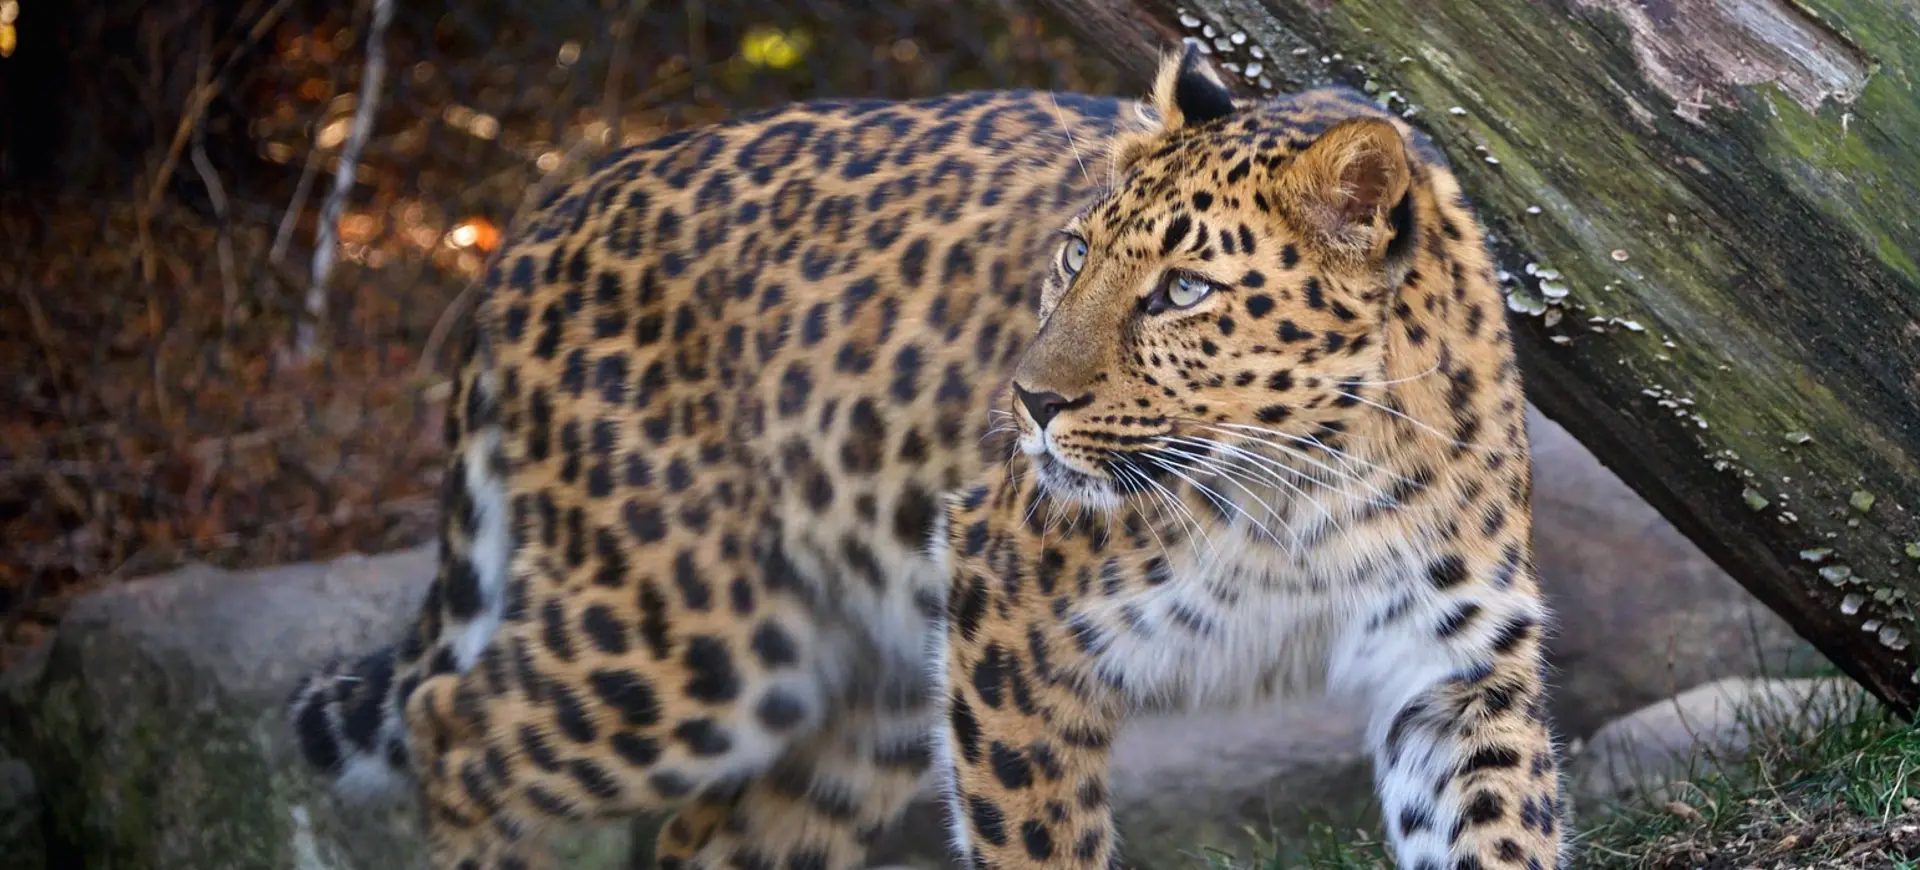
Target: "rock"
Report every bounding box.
[1106,699,1375,869]
[1570,676,1873,801]
[1526,408,1826,738]
[1,632,49,870]
[9,548,637,870]
[860,699,1378,870]
[0,759,42,870]
[870,700,1379,870]
[861,800,954,870]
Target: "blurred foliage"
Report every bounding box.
[0,0,1118,666]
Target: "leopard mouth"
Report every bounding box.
[1030,452,1126,510]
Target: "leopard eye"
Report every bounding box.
[1148,270,1217,313]
[1061,236,1088,276]
[1167,274,1211,307]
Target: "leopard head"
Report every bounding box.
[1011,41,1423,510]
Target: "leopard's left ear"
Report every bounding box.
[1150,39,1236,131]
[1277,116,1414,264]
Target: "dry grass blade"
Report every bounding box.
[137,76,216,285]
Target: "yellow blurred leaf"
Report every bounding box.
[740,26,810,70]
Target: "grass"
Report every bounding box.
[1199,680,1919,870]
[1574,683,1918,870]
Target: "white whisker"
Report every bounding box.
[1042,495,1069,540]
[1160,439,1339,527]
[1162,438,1382,576]
[1112,465,1174,566]
[1132,457,1222,558]
[1136,465,1214,557]
[1176,432,1399,510]
[1149,447,1297,554]
[1021,475,1048,528]
[1336,390,1527,457]
[1343,361,1443,387]
[1048,92,1093,186]
[1298,428,1375,486]
[1193,422,1404,501]
[1165,434,1329,495]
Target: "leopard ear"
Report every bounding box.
[1149,39,1236,131]
[1278,116,1414,262]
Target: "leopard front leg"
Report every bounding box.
[656,666,938,870]
[653,796,737,869]
[1341,569,1566,870]
[937,570,1125,870]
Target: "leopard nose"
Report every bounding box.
[1013,385,1087,430]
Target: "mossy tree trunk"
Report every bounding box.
[1033,0,1920,718]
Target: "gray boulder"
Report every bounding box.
[0,638,49,870]
[1570,676,1872,802]
[1526,408,1825,737]
[1105,699,1374,869]
[1,549,637,870]
[0,754,42,870]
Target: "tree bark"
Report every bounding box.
[1033,0,1920,718]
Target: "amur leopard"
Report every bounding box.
[932,46,1564,870]
[288,41,1565,870]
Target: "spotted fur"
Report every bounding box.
[931,44,1567,870]
[283,40,1563,870]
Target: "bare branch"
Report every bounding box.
[270,136,326,267]
[136,58,215,285]
[189,134,241,340]
[602,0,655,145]
[297,0,395,361]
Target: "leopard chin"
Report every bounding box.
[1029,452,1125,512]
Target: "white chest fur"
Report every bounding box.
[1071,520,1446,713]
